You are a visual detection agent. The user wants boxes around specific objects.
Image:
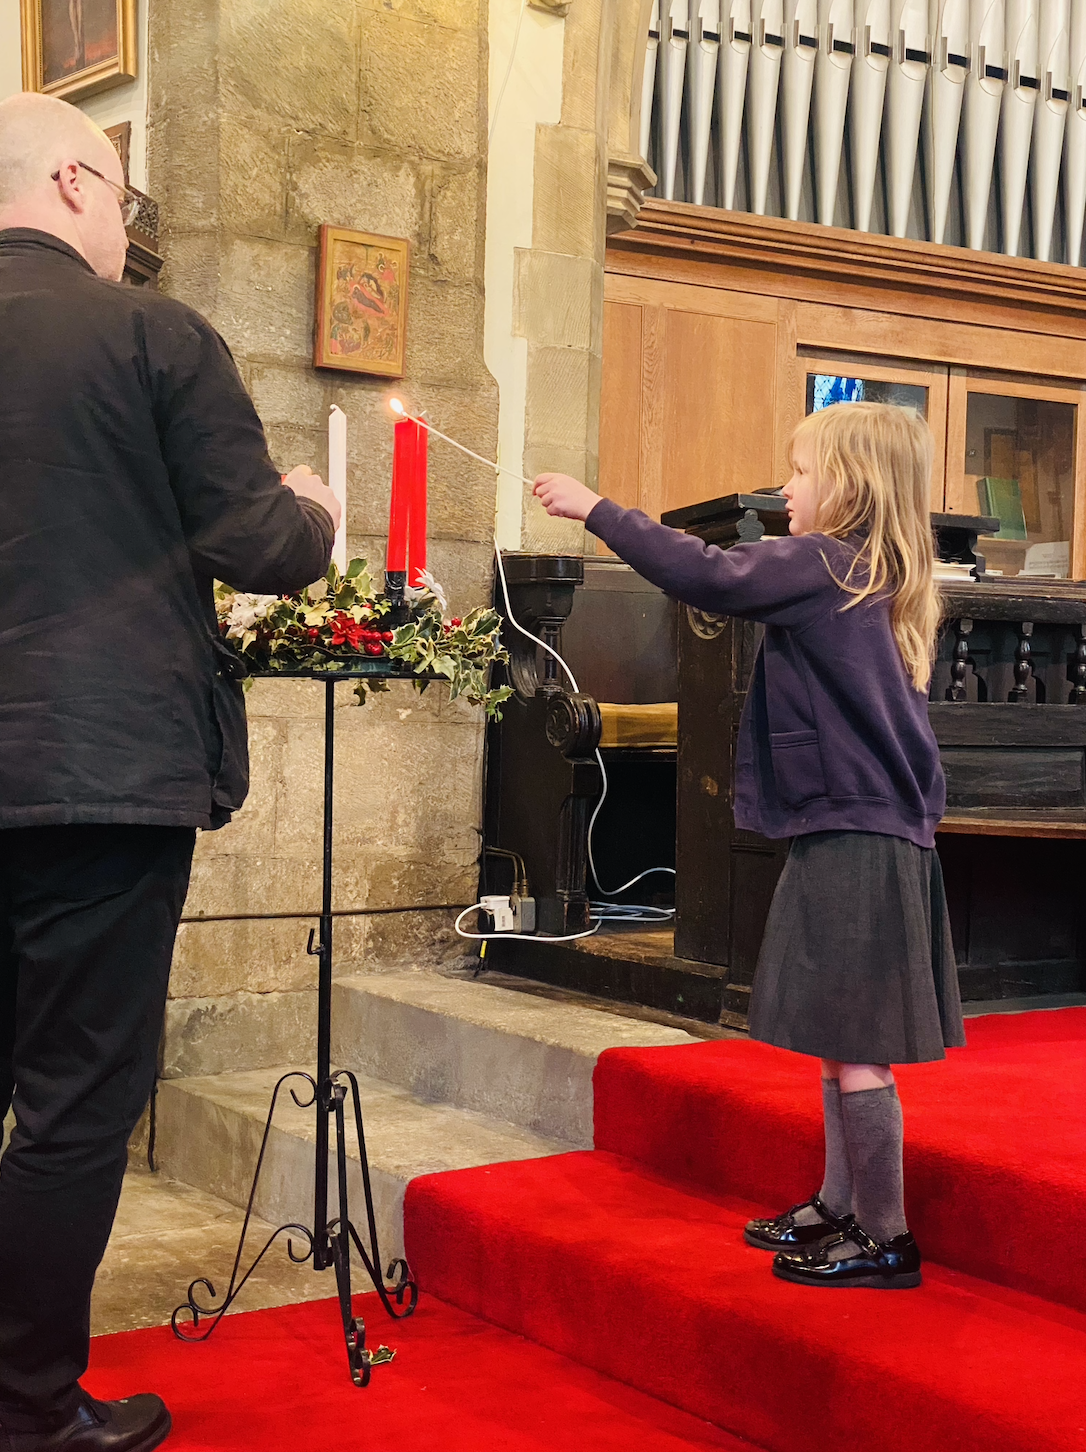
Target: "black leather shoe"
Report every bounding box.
[1,1393,171,1452]
[744,1194,854,1251]
[772,1224,922,1289]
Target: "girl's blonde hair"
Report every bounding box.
[790,401,941,692]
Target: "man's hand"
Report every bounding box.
[533,473,600,522]
[283,465,342,532]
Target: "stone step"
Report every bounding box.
[154,1066,566,1268]
[330,969,698,1147]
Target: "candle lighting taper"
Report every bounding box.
[388,398,534,489]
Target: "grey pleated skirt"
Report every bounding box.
[747,830,966,1065]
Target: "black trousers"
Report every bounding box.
[0,825,195,1431]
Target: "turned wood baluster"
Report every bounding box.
[1008,622,1034,702]
[1071,625,1086,703]
[945,616,973,702]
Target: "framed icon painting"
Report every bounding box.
[20,0,138,104]
[314,226,409,378]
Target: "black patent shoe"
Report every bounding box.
[1,1393,171,1452]
[744,1194,854,1251]
[773,1224,922,1289]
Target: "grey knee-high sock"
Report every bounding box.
[818,1077,852,1218]
[838,1084,907,1243]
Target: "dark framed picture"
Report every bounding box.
[313,225,409,378]
[20,0,138,103]
[105,121,131,183]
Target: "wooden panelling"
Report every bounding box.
[606,271,779,322]
[792,303,1086,380]
[654,310,778,513]
[610,201,1086,342]
[599,301,643,514]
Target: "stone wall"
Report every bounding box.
[147,0,497,1075]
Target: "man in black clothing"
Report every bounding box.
[0,92,339,1451]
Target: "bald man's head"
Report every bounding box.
[0,93,129,280]
[0,93,117,207]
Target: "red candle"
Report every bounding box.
[388,418,413,574]
[407,419,428,586]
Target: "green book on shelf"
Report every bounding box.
[977,477,1028,540]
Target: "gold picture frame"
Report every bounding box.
[20,0,138,104]
[313,225,409,378]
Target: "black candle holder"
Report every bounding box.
[171,662,430,1386]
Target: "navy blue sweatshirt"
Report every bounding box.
[586,499,946,849]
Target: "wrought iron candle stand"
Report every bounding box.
[171,660,425,1387]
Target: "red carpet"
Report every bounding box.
[593,1006,1086,1311]
[84,1294,759,1452]
[405,1008,1086,1452]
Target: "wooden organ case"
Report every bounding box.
[485,203,1086,1024]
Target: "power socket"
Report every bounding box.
[511,894,536,934]
[479,894,516,932]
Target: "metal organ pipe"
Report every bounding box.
[886,0,930,235]
[718,0,754,207]
[782,0,819,218]
[1064,0,1086,261]
[815,0,855,223]
[924,0,969,242]
[1000,0,1040,255]
[850,0,891,230]
[659,0,690,200]
[749,0,787,211]
[961,0,1005,248]
[1031,0,1071,259]
[642,0,661,162]
[688,0,722,203]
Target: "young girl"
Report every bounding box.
[534,401,965,1290]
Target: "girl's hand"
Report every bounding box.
[533,473,599,522]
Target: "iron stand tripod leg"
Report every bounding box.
[171,677,419,1380]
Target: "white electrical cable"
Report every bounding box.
[390,403,675,934]
[454,904,600,943]
[586,749,677,899]
[488,0,529,148]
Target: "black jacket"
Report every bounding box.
[0,229,334,829]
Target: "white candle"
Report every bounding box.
[327,404,348,574]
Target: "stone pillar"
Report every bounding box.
[513,0,655,551]
[147,0,498,1075]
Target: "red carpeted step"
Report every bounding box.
[84,1292,762,1452]
[593,1008,1086,1312]
[405,1150,1086,1452]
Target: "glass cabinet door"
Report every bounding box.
[800,354,949,510]
[947,375,1083,579]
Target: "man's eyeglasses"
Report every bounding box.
[50,161,141,226]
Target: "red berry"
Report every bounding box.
[307,628,319,640]
[365,642,382,656]
[451,617,462,627]
[381,631,393,642]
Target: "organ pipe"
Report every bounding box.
[642,0,1085,263]
[642,0,661,163]
[961,0,1005,248]
[718,0,754,207]
[1065,0,1086,262]
[659,0,690,200]
[850,0,892,231]
[1031,0,1071,259]
[1000,0,1040,255]
[748,0,786,212]
[782,0,819,219]
[924,0,969,243]
[886,0,930,236]
[688,0,722,203]
[815,0,855,224]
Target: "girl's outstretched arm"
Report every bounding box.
[533,474,840,629]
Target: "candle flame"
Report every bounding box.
[389,397,406,416]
